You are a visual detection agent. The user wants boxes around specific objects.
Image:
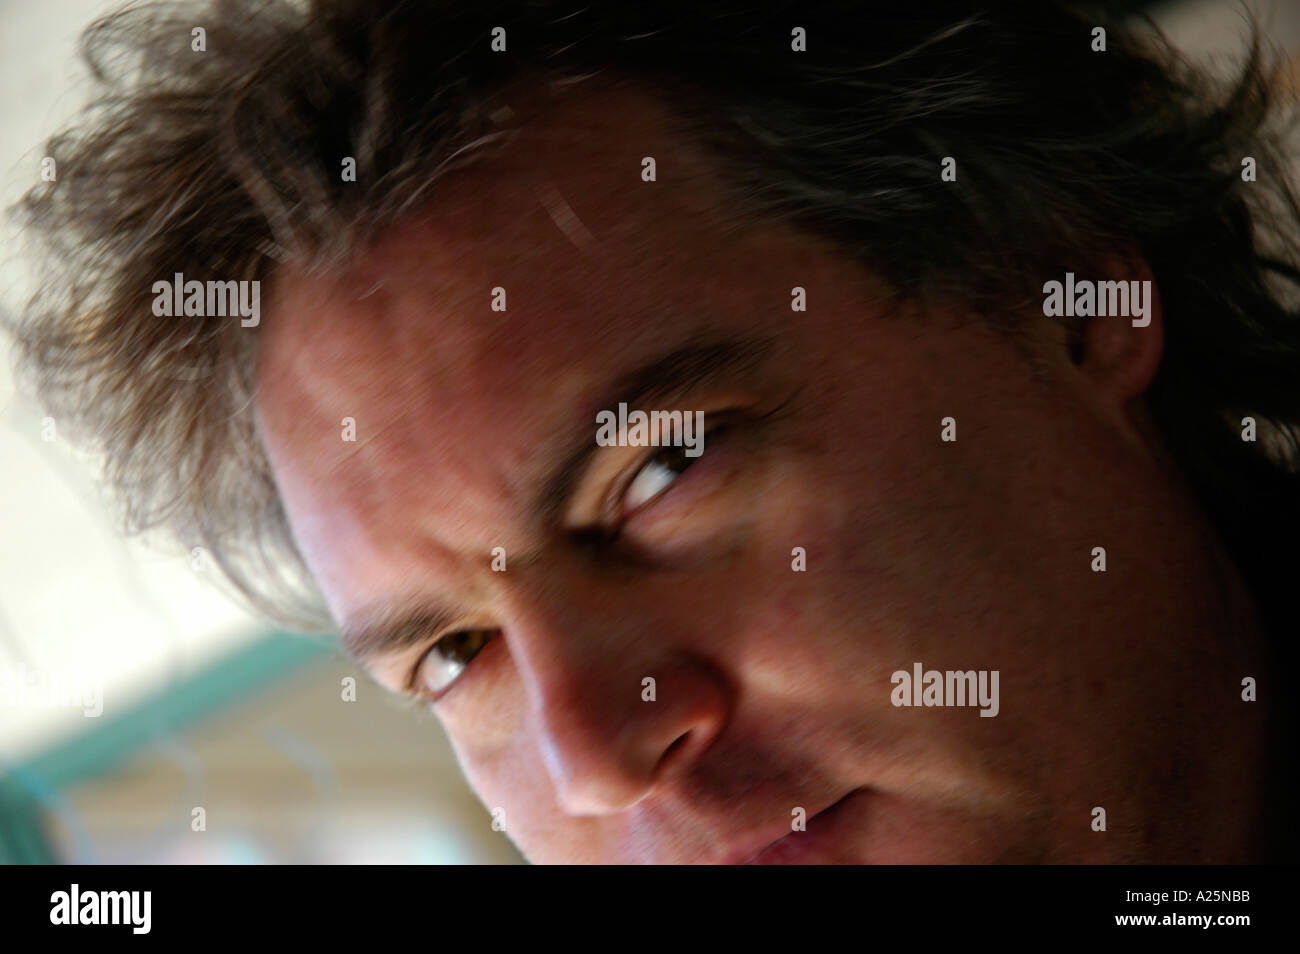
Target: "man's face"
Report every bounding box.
[255,81,1261,862]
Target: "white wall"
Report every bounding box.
[0,0,262,759]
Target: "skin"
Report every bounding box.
[254,77,1272,863]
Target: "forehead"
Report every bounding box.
[258,79,766,427]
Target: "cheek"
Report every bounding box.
[441,710,549,851]
[753,430,882,611]
[720,461,886,698]
[433,649,597,858]
[435,646,529,801]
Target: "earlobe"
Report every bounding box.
[1074,262,1163,406]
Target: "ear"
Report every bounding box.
[1072,260,1163,407]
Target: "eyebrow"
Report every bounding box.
[339,335,775,666]
[340,600,460,669]
[535,335,775,525]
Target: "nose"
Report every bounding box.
[503,578,732,816]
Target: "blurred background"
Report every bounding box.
[1,0,1298,864]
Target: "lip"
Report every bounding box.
[726,788,868,865]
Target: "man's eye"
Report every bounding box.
[620,444,698,515]
[415,629,495,698]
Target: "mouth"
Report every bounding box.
[734,788,868,865]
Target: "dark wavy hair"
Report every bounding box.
[6,0,1300,642]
